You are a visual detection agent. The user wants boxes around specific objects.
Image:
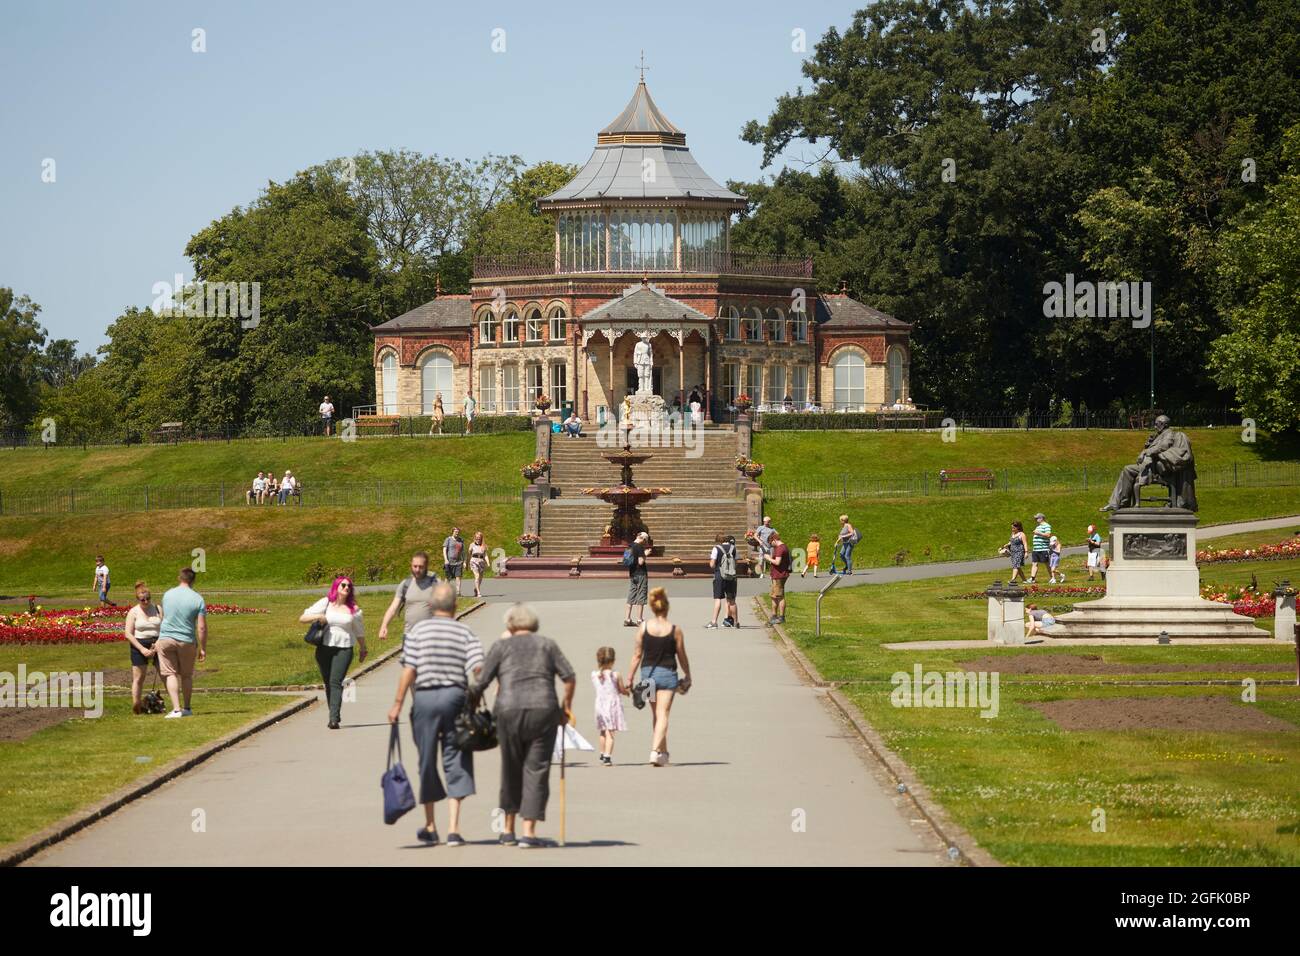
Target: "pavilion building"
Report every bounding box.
[370,79,913,420]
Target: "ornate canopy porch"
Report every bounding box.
[580,323,711,421]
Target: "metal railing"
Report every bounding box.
[0,479,522,517]
[472,249,814,279]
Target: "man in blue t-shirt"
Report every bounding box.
[156,567,207,718]
[1029,512,1052,584]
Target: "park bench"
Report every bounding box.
[938,467,995,490]
[152,422,184,443]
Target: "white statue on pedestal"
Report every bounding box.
[633,333,654,396]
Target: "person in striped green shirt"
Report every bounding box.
[1029,512,1052,584]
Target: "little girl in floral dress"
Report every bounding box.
[592,646,628,766]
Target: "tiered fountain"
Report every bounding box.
[582,444,671,556]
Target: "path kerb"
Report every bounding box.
[0,600,484,866]
[753,595,1002,868]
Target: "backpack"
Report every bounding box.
[621,547,634,568]
[849,528,862,545]
[718,544,737,580]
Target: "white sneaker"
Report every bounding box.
[164,710,184,719]
[181,708,193,717]
[649,750,660,765]
[655,751,670,767]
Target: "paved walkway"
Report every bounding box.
[29,597,946,866]
[203,514,1300,604]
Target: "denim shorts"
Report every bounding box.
[640,665,678,692]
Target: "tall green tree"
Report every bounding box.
[184,166,381,431]
[0,289,51,430]
[1208,124,1300,432]
[472,160,579,258]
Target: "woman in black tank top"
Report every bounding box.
[626,587,693,766]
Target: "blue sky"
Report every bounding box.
[0,0,850,349]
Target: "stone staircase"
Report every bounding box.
[540,427,750,561]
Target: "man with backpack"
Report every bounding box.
[705,533,741,629]
[831,514,860,574]
[623,531,649,627]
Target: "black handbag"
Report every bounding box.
[453,695,498,751]
[304,619,327,646]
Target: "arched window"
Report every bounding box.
[525,308,543,343]
[420,352,453,415]
[887,347,907,404]
[380,352,398,414]
[745,307,762,342]
[766,307,785,342]
[791,309,808,342]
[502,308,519,343]
[548,306,567,341]
[832,350,866,411]
[719,305,740,341]
[478,309,497,344]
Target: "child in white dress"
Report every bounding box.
[592,646,628,766]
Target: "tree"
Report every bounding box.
[183,166,382,431]
[0,289,49,430]
[1208,124,1300,433]
[472,161,579,258]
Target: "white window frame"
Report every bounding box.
[549,363,567,407]
[766,308,785,343]
[790,365,809,406]
[720,362,738,405]
[525,309,543,343]
[478,310,497,344]
[420,352,454,415]
[832,350,866,412]
[502,309,519,343]
[478,365,497,412]
[502,364,520,412]
[525,363,544,406]
[745,307,762,342]
[548,307,567,341]
[381,352,398,414]
[765,365,786,406]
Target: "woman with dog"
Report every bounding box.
[124,581,163,714]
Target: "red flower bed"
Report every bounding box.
[1197,536,1300,565]
[0,603,268,645]
[948,584,1106,600]
[1199,583,1275,618]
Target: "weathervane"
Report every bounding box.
[637,50,649,82]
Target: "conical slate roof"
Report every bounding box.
[598,81,683,142]
[540,81,744,205]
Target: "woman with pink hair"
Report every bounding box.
[300,576,367,729]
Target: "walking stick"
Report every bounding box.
[558,714,567,847]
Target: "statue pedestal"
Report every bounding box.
[1059,509,1263,640]
[624,393,666,429]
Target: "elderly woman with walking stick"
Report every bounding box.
[472,603,575,849]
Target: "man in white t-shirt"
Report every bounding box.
[252,471,267,504]
[319,396,335,436]
[92,555,111,605]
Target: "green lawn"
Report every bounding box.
[766,486,1300,572]
[773,565,1300,866]
[753,427,1300,482]
[0,504,520,592]
[0,432,533,492]
[0,691,292,848]
[0,593,419,688]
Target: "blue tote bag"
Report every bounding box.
[381,723,416,824]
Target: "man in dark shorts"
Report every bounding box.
[706,534,740,628]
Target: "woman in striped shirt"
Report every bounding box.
[387,582,484,847]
